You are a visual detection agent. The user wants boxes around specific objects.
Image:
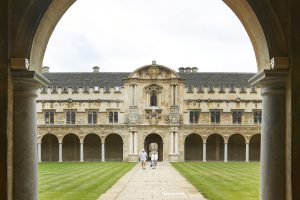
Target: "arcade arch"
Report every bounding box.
[105,134,123,161]
[228,134,246,161]
[184,133,203,161]
[144,133,163,161]
[206,134,225,161]
[250,134,261,161]
[62,134,80,161]
[41,134,59,162]
[84,134,102,161]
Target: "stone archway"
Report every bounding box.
[228,134,246,161]
[84,134,102,161]
[184,134,203,161]
[206,134,224,161]
[250,134,261,161]
[105,134,123,161]
[62,134,80,161]
[144,133,163,161]
[41,134,59,161]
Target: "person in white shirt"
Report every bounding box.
[139,149,147,169]
[151,151,158,169]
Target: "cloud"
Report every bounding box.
[43,0,256,73]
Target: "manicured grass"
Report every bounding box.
[171,162,260,200]
[39,162,136,200]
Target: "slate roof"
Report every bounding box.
[178,72,256,87]
[43,72,256,88]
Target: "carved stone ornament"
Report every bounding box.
[148,66,160,79]
[145,107,162,125]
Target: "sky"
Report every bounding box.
[43,0,257,73]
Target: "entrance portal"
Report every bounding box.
[144,133,163,161]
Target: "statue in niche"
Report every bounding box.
[150,92,157,107]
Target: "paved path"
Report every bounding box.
[98,162,206,200]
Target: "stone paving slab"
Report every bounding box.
[98,162,206,200]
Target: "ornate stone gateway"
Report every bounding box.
[144,133,163,161]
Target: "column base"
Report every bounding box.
[127,154,139,162]
[169,154,179,162]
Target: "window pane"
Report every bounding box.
[93,112,97,124]
[88,112,92,124]
[66,112,70,124]
[114,112,118,123]
[71,111,76,124]
[50,111,54,124]
[109,112,113,123]
[45,112,49,124]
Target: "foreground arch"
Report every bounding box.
[105,134,123,161]
[41,134,59,161]
[62,134,80,161]
[184,134,203,161]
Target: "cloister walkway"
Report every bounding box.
[98,162,206,200]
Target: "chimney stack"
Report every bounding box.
[93,66,100,72]
[178,67,185,73]
[192,67,198,73]
[42,66,50,73]
[186,67,191,73]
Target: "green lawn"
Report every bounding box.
[38,162,136,200]
[171,162,260,200]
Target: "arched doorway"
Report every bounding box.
[228,134,245,161]
[184,134,203,161]
[250,134,261,161]
[62,134,80,161]
[84,134,101,161]
[206,134,224,161]
[105,134,123,161]
[41,134,59,161]
[144,133,163,161]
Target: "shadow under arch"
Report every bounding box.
[144,133,163,161]
[105,133,123,161]
[62,133,80,161]
[206,133,225,161]
[249,134,261,161]
[83,133,102,161]
[41,133,59,161]
[184,133,203,161]
[228,133,246,161]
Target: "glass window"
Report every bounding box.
[109,111,118,124]
[189,110,199,124]
[232,111,243,124]
[45,111,54,124]
[66,111,76,124]
[88,111,97,124]
[254,111,262,124]
[211,111,220,124]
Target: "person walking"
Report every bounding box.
[139,149,147,169]
[151,151,158,169]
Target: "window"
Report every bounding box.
[109,111,118,123]
[232,111,243,124]
[45,111,54,124]
[88,111,97,124]
[189,110,200,124]
[66,111,76,124]
[254,111,262,124]
[211,111,220,124]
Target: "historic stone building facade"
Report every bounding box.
[36,61,261,163]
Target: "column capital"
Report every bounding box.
[249,69,288,88]
[12,71,50,92]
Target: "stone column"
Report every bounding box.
[129,132,133,154]
[134,131,138,154]
[203,142,206,162]
[170,132,174,154]
[37,143,41,163]
[12,71,49,200]
[101,142,105,162]
[249,69,288,200]
[246,142,249,162]
[59,142,62,162]
[174,132,179,154]
[224,143,228,162]
[80,142,84,162]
